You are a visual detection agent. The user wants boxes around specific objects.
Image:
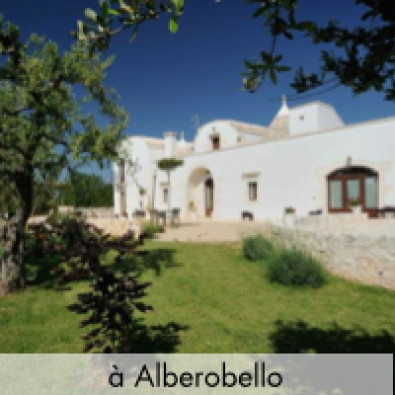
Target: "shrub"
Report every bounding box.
[243,235,273,261]
[284,206,296,214]
[267,248,326,287]
[142,223,164,238]
[28,218,152,352]
[47,211,79,226]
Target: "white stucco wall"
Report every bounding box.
[114,137,161,216]
[116,104,395,222]
[113,163,121,214]
[164,132,177,157]
[194,121,241,153]
[236,131,264,146]
[176,116,395,220]
[289,102,344,136]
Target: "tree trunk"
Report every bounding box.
[0,211,25,295]
[0,171,33,295]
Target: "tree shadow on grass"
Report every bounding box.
[270,320,395,353]
[110,248,180,277]
[266,321,394,393]
[25,247,180,288]
[126,319,189,353]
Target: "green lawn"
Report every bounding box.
[0,241,394,353]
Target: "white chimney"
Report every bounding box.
[277,94,289,116]
[179,131,185,143]
[164,131,177,157]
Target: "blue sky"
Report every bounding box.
[1,1,394,181]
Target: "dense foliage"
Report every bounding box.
[60,171,113,207]
[267,248,326,288]
[142,222,165,238]
[0,16,127,294]
[157,157,184,172]
[243,235,273,261]
[28,218,152,352]
[244,0,395,99]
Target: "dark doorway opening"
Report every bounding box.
[205,178,214,217]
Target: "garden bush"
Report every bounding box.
[142,223,164,238]
[47,211,79,226]
[28,218,152,352]
[267,248,326,287]
[242,235,273,261]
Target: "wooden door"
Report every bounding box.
[205,178,214,217]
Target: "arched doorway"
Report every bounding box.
[205,178,214,217]
[188,168,214,218]
[327,166,378,217]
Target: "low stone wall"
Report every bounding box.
[58,206,114,218]
[264,225,395,290]
[28,215,137,237]
[87,218,130,236]
[75,207,114,218]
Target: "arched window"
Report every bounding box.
[327,166,378,216]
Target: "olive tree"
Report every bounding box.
[74,0,185,53]
[0,17,128,294]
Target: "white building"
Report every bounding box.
[113,97,395,221]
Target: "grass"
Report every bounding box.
[0,241,395,352]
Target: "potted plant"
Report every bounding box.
[283,206,296,227]
[349,197,362,214]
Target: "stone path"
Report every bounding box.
[156,220,269,242]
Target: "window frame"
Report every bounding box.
[163,187,169,204]
[248,181,258,202]
[327,166,378,216]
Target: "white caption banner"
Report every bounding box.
[0,354,392,394]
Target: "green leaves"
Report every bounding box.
[169,0,184,33]
[244,0,395,100]
[169,18,178,33]
[85,8,98,22]
[60,170,113,207]
[1,23,128,205]
[74,0,190,52]
[101,55,115,69]
[118,0,134,15]
[242,52,291,92]
[0,18,21,59]
[100,1,109,19]
[171,0,184,8]
[157,157,184,172]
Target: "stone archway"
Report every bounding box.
[188,168,214,218]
